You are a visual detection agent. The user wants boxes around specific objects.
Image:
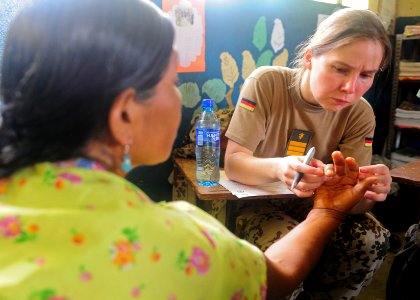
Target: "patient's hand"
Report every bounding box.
[314,151,377,217]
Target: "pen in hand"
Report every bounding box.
[291,146,316,189]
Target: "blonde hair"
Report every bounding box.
[292,8,392,86]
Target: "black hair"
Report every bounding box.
[0,0,174,177]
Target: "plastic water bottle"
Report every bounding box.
[195,99,220,186]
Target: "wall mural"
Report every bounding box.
[179,15,289,116]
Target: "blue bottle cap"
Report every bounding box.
[202,98,214,109]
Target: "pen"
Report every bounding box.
[291,146,316,189]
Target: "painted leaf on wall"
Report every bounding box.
[252,16,267,52]
[220,51,239,88]
[271,18,285,53]
[202,79,227,104]
[256,49,274,68]
[272,48,289,67]
[178,82,201,108]
[241,50,256,81]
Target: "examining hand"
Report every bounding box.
[358,164,392,201]
[314,151,378,219]
[277,156,331,198]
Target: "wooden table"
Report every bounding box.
[172,157,297,231]
[173,157,296,201]
[388,160,420,230]
[173,157,238,201]
[390,160,420,187]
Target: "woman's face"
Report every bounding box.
[303,39,383,112]
[131,51,182,165]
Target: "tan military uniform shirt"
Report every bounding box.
[226,66,375,166]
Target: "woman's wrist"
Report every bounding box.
[307,207,347,222]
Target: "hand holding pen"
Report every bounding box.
[291,147,316,189]
[279,146,331,197]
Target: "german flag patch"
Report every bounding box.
[364,137,373,147]
[239,98,256,112]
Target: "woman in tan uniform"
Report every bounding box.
[225,8,393,300]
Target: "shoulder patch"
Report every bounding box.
[286,129,312,156]
[239,98,256,112]
[364,137,373,147]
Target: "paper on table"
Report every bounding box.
[219,171,294,198]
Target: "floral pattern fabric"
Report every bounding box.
[0,160,266,300]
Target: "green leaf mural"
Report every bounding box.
[178,82,201,108]
[256,49,274,68]
[252,16,267,52]
[202,79,227,104]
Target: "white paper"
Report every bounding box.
[168,0,204,68]
[219,171,294,198]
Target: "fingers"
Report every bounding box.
[360,172,390,185]
[285,157,325,192]
[359,163,389,175]
[324,164,334,177]
[345,157,358,173]
[331,151,359,179]
[363,181,391,201]
[281,156,323,183]
[359,164,392,183]
[331,151,345,176]
[358,164,392,199]
[309,158,327,169]
[353,176,378,199]
[290,174,323,195]
[294,162,324,176]
[363,190,388,202]
[368,182,391,194]
[291,169,330,193]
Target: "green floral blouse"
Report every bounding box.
[0,159,266,300]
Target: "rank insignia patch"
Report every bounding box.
[364,137,373,147]
[239,98,257,112]
[286,129,313,156]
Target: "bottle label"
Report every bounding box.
[196,128,220,147]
